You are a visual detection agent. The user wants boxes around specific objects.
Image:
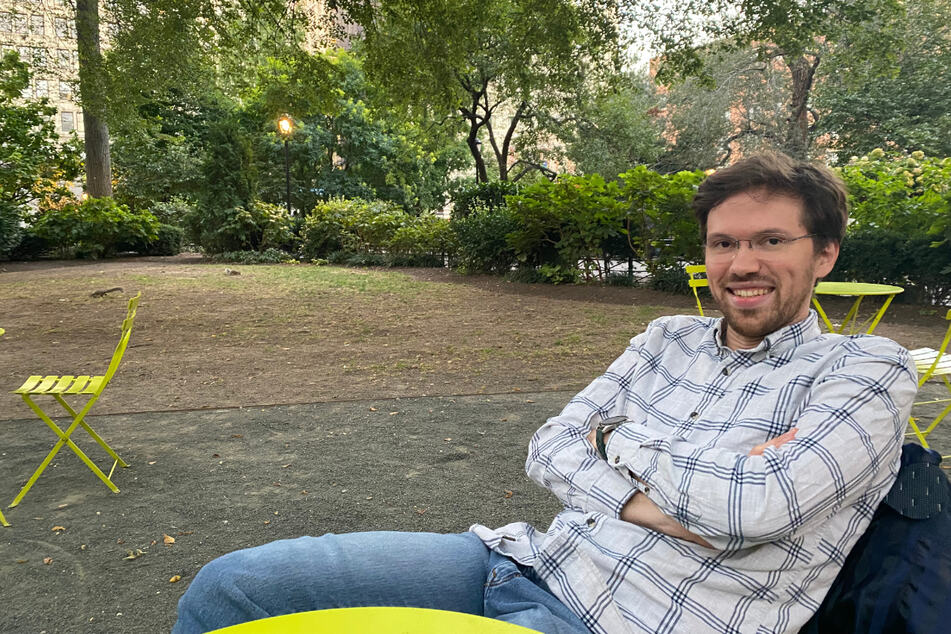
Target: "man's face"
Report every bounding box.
[704,189,838,349]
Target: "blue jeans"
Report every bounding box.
[172,531,591,634]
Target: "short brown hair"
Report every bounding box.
[691,152,849,250]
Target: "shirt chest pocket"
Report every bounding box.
[685,377,807,450]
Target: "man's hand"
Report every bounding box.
[591,423,798,548]
[749,428,798,456]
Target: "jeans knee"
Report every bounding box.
[174,548,263,632]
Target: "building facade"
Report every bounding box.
[0,0,82,139]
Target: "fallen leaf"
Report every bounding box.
[415,507,427,515]
[231,434,243,438]
[16,559,27,564]
[56,504,69,509]
[389,411,399,415]
[150,540,157,546]
[281,463,291,468]
[163,534,176,545]
[177,531,194,536]
[124,549,145,560]
[504,490,514,499]
[369,407,377,411]
[212,453,220,458]
[116,538,125,544]
[300,490,309,495]
[80,544,87,550]
[443,437,452,442]
[43,557,53,565]
[147,461,156,465]
[526,400,535,403]
[263,520,271,525]
[500,417,508,421]
[169,575,182,583]
[52,525,66,532]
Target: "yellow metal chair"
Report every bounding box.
[684,264,708,316]
[7,293,141,510]
[0,327,8,526]
[908,308,951,450]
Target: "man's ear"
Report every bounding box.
[815,241,839,279]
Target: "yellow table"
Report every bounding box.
[208,607,541,633]
[812,282,904,335]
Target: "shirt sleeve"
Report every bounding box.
[524,330,652,518]
[604,338,918,550]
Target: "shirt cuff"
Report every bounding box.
[583,463,641,518]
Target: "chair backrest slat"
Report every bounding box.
[100,293,141,390]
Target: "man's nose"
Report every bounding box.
[728,241,762,274]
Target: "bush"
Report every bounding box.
[835,150,951,304]
[506,174,626,282]
[451,180,520,219]
[140,224,185,256]
[184,200,297,254]
[389,214,456,263]
[648,265,692,294]
[0,200,22,259]
[149,198,196,226]
[300,198,410,260]
[451,205,520,274]
[7,229,50,260]
[30,197,159,258]
[206,248,296,264]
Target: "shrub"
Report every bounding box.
[300,198,410,260]
[140,224,185,256]
[30,197,159,258]
[649,265,692,294]
[206,248,296,264]
[451,205,520,274]
[0,200,22,259]
[149,197,196,226]
[184,200,297,254]
[389,214,456,263]
[451,180,521,220]
[506,174,626,282]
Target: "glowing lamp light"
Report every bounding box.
[278,117,293,135]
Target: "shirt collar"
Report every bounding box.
[710,310,822,356]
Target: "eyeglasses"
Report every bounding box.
[704,233,816,260]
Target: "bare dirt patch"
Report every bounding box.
[0,254,946,421]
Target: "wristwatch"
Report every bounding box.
[595,415,628,460]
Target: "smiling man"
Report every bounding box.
[174,153,917,634]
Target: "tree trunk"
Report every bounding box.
[784,55,820,160]
[75,0,112,197]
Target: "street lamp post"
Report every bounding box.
[278,116,293,215]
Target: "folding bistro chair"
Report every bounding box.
[8,293,141,510]
[908,308,951,450]
[0,327,8,526]
[684,264,709,316]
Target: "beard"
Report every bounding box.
[713,270,817,344]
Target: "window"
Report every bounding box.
[35,79,48,97]
[22,82,33,99]
[54,16,68,38]
[61,111,74,132]
[58,79,72,99]
[30,14,44,36]
[71,50,78,69]
[57,47,70,67]
[0,12,12,34]
[31,46,47,66]
[13,13,28,35]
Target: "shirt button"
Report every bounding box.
[689,411,699,418]
[721,367,730,376]
[586,518,596,528]
[614,456,620,464]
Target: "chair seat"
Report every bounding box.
[14,374,105,396]
[911,348,951,378]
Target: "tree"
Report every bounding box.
[0,52,81,256]
[71,0,308,198]
[635,0,903,160]
[555,71,666,178]
[335,0,623,182]
[814,0,951,160]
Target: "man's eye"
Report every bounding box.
[763,237,784,246]
[712,240,733,249]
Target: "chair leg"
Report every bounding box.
[908,416,930,449]
[55,394,128,468]
[9,395,120,509]
[0,508,9,527]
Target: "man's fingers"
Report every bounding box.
[749,428,798,456]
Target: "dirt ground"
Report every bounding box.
[1,255,949,633]
[1,254,947,422]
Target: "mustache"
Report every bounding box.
[721,274,775,285]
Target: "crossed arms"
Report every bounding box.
[526,332,917,551]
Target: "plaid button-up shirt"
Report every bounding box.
[471,312,917,634]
